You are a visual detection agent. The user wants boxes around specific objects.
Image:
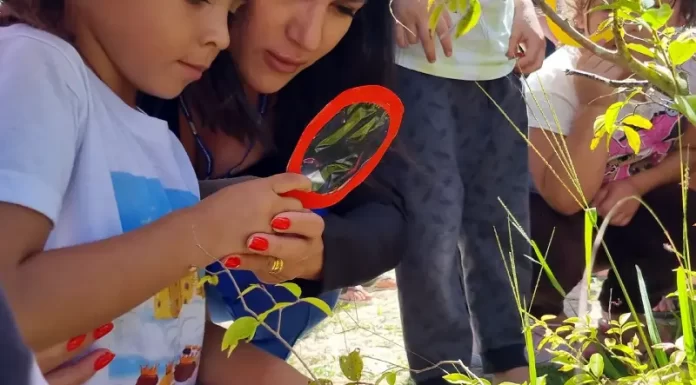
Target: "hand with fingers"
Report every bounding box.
[220,210,325,284]
[393,0,453,63]
[508,0,545,74]
[37,323,115,385]
[592,179,641,227]
[190,173,314,269]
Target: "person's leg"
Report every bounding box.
[389,66,471,384]
[456,74,530,380]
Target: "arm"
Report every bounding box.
[317,170,407,292]
[197,322,310,385]
[529,105,610,215]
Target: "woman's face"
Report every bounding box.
[227,0,366,94]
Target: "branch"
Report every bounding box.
[564,69,649,87]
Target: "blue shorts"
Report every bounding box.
[206,267,339,360]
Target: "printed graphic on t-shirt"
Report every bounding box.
[102,172,204,385]
[604,108,685,183]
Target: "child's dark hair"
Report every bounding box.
[0,0,68,37]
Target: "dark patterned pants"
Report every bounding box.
[385,67,531,383]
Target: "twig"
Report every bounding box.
[192,227,318,381]
[564,69,649,87]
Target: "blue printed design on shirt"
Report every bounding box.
[105,172,204,385]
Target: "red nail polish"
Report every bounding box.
[67,334,86,352]
[271,217,291,230]
[94,351,115,371]
[223,255,241,269]
[248,236,269,252]
[93,322,114,340]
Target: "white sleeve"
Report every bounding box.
[524,68,576,136]
[0,34,86,223]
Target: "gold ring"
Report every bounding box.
[269,258,284,275]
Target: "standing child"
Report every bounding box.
[0,1,317,384]
[387,0,545,383]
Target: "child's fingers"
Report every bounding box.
[44,349,114,385]
[268,173,312,195]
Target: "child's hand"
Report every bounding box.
[592,179,641,226]
[191,173,313,267]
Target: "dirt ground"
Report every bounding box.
[287,271,604,384]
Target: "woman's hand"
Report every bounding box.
[190,173,312,266]
[220,211,325,284]
[37,323,115,385]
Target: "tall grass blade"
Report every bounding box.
[677,267,696,378]
[636,266,668,367]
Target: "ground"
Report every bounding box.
[287,271,604,384]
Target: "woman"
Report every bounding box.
[140,0,403,359]
[526,0,696,323]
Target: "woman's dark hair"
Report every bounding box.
[0,0,68,38]
[183,0,395,157]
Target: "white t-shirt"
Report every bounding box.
[0,25,205,385]
[395,0,515,81]
[525,46,694,183]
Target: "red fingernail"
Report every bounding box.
[93,322,114,340]
[271,217,291,230]
[94,351,115,371]
[249,236,269,252]
[223,255,242,269]
[67,334,86,352]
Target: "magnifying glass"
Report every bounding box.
[283,85,404,211]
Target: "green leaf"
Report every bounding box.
[564,373,594,385]
[221,316,260,356]
[376,371,397,385]
[308,380,333,385]
[454,0,481,38]
[622,126,642,154]
[428,4,445,33]
[627,43,655,58]
[257,302,294,323]
[603,102,623,134]
[636,266,669,367]
[587,353,604,377]
[276,282,302,298]
[301,297,334,316]
[237,283,261,299]
[339,350,364,381]
[642,3,673,29]
[675,95,696,125]
[442,373,470,384]
[621,114,653,129]
[668,37,696,65]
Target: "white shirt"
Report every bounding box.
[395,0,515,81]
[0,24,205,385]
[525,46,696,183]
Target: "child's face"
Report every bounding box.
[581,0,684,40]
[227,0,366,95]
[71,0,234,99]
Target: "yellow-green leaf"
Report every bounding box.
[621,114,653,129]
[309,380,333,385]
[427,0,437,11]
[668,37,696,65]
[428,4,445,33]
[675,95,696,125]
[339,350,364,381]
[221,316,259,354]
[642,3,673,29]
[197,274,219,288]
[588,353,605,377]
[443,373,470,384]
[590,136,602,151]
[276,282,302,298]
[454,0,481,38]
[603,102,623,134]
[237,283,261,299]
[376,371,398,385]
[301,297,334,316]
[447,0,457,12]
[626,43,654,58]
[257,302,294,323]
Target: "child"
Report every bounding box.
[0,1,314,384]
[526,0,696,323]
